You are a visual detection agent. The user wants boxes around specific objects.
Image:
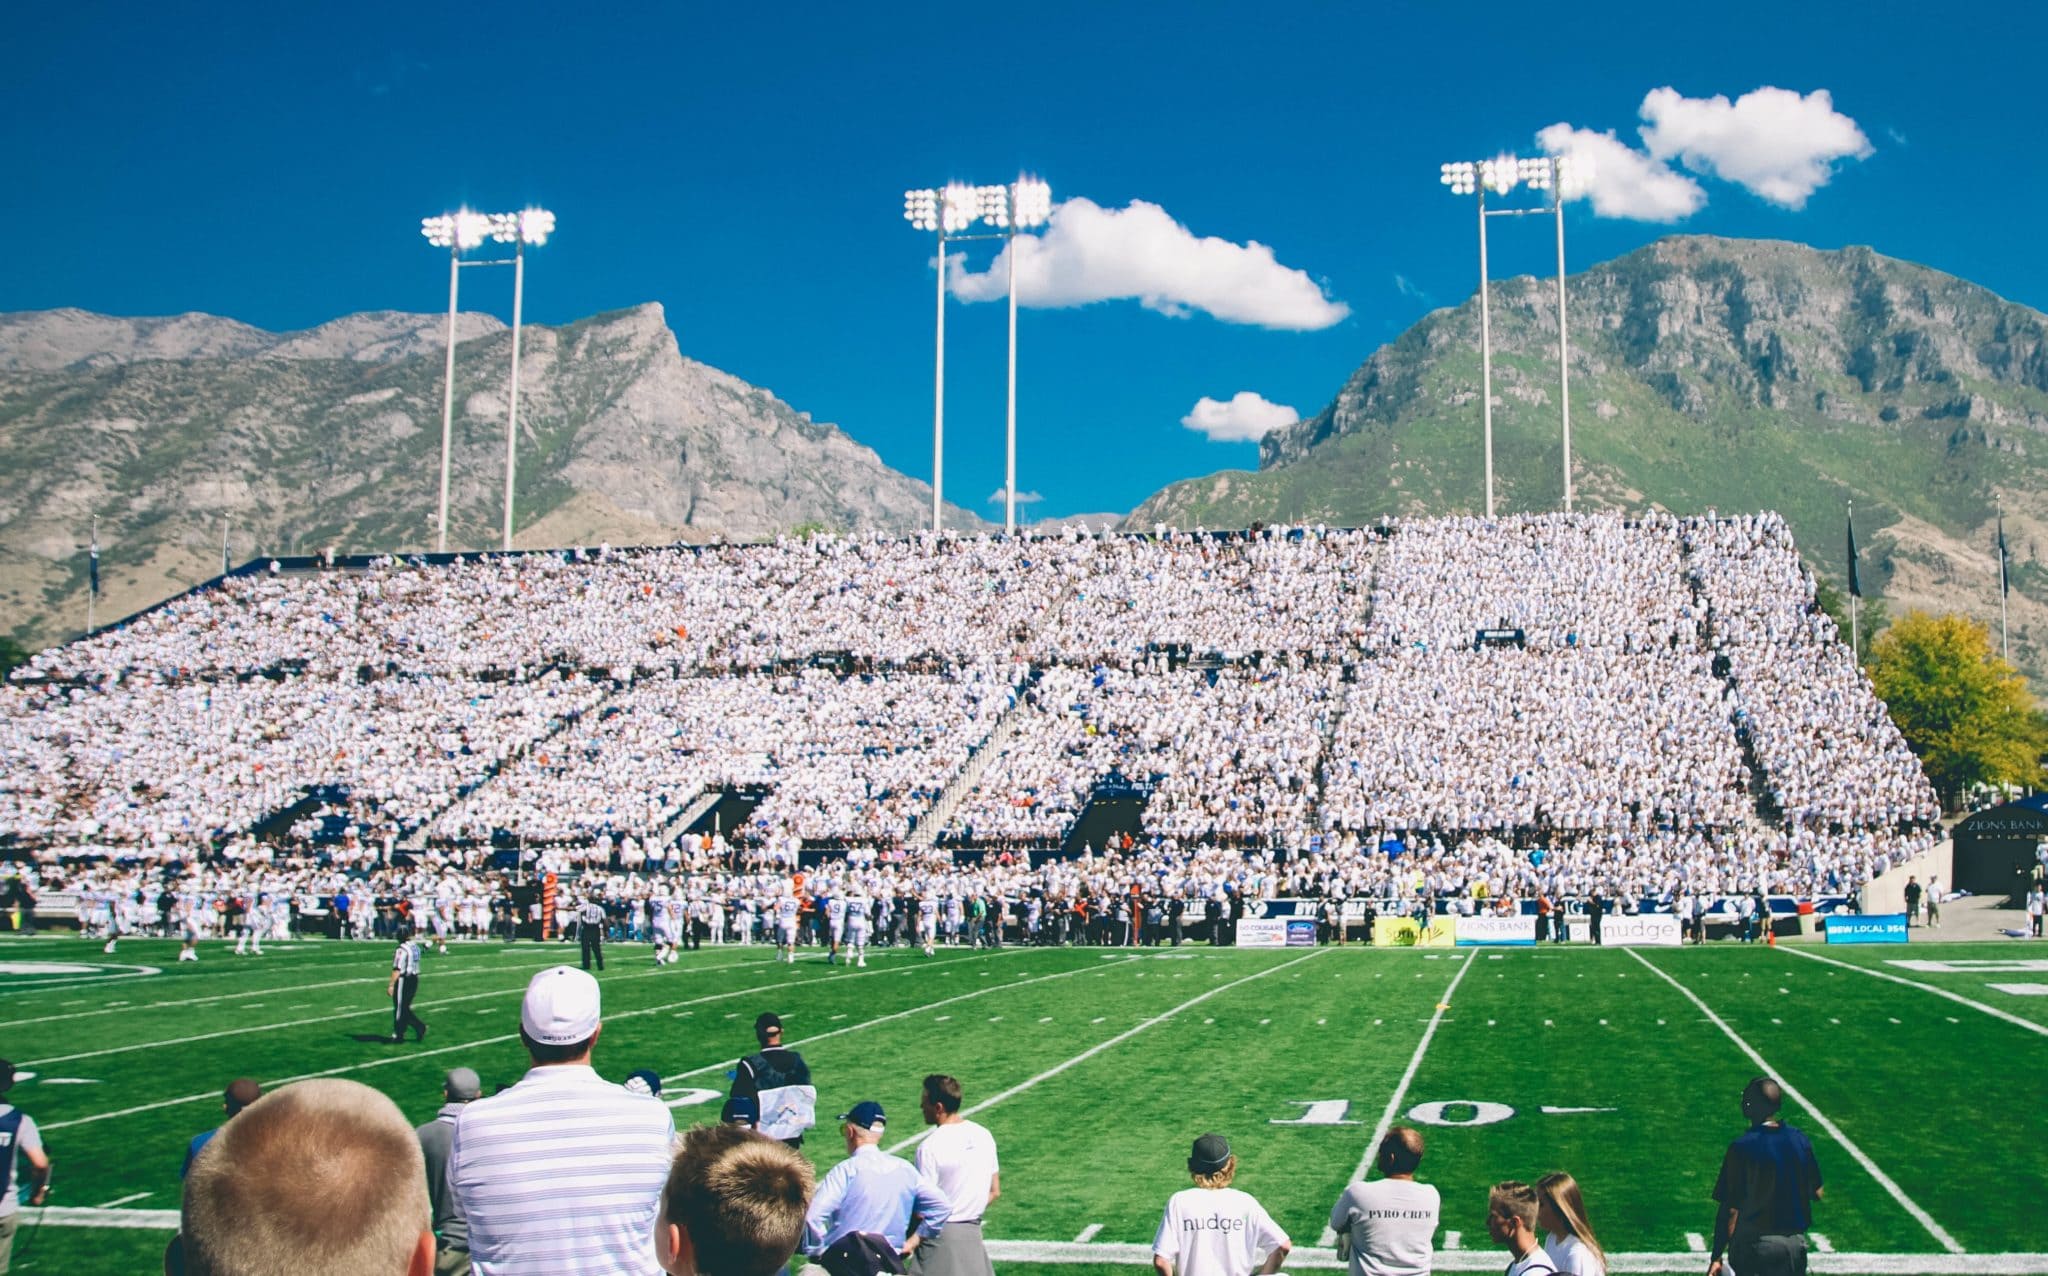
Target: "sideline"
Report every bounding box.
[1779,945,2048,1039]
[25,1215,2041,1273]
[1319,950,1476,1245]
[1626,949,1962,1254]
[885,947,1331,1155]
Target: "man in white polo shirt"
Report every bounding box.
[1152,1133,1289,1276]
[911,1074,998,1276]
[451,966,675,1276]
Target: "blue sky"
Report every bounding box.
[6,1,2047,519]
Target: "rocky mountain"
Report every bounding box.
[1131,235,2048,681]
[0,304,981,649]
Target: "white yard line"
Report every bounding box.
[42,950,1011,1132]
[660,955,1136,1086]
[1780,946,2048,1039]
[1073,1225,1103,1243]
[94,1191,152,1208]
[16,1217,2038,1272]
[20,950,779,1065]
[1627,949,1963,1254]
[1320,951,1476,1245]
[886,948,1331,1155]
[11,950,764,1029]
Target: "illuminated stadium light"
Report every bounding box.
[420,206,557,552]
[904,174,1054,535]
[1439,153,1578,515]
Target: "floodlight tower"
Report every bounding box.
[418,206,555,553]
[420,210,491,552]
[1439,153,1586,517]
[904,184,984,532]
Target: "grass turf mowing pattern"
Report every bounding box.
[3,939,2041,1276]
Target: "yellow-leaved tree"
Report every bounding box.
[1864,611,2048,810]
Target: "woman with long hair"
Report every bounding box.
[1535,1171,1607,1276]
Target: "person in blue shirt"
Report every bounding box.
[804,1101,951,1269]
[1708,1077,1824,1276]
[181,1079,261,1178]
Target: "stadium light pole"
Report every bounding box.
[418,206,555,553]
[1439,153,1586,517]
[905,180,1049,534]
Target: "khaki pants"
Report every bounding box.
[0,1212,18,1275]
[435,1244,472,1276]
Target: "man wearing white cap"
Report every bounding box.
[451,966,675,1276]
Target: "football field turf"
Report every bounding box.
[3,934,2044,1274]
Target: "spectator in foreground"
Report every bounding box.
[1535,1171,1605,1276]
[1483,1181,1549,1276]
[804,1101,951,1276]
[1708,1078,1823,1276]
[1,1059,52,1275]
[183,1079,262,1178]
[1152,1134,1289,1276]
[1327,1126,1437,1276]
[174,1078,432,1276]
[654,1124,814,1276]
[417,1068,481,1275]
[912,1074,999,1276]
[451,966,675,1276]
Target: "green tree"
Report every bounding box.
[0,636,26,677]
[1865,610,2048,809]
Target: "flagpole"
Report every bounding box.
[87,514,98,639]
[221,521,231,577]
[1847,499,1858,664]
[1999,504,2011,666]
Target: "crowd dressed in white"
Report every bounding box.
[3,512,1937,906]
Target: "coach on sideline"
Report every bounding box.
[0,1060,51,1275]
[172,1078,433,1276]
[912,1075,998,1276]
[1707,1077,1824,1276]
[451,966,675,1276]
[804,1101,952,1272]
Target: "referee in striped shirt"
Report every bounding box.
[578,896,608,971]
[388,930,428,1044]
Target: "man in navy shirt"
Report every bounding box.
[182,1078,262,1178]
[1708,1077,1823,1276]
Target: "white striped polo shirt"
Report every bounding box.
[451,1064,676,1275]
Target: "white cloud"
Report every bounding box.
[1180,392,1300,444]
[1639,86,1872,209]
[1537,123,1706,222]
[986,487,1045,505]
[948,197,1348,331]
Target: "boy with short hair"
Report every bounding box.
[655,1124,814,1276]
[1486,1181,1556,1276]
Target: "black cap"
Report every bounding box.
[0,1059,13,1094]
[1189,1133,1231,1175]
[754,1012,783,1037]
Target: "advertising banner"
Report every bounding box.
[1566,914,1682,947]
[1237,919,1288,948]
[1824,913,1910,945]
[1283,918,1319,948]
[1455,915,1537,946]
[1374,917,1457,948]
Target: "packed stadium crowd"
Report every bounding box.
[2,512,1942,919]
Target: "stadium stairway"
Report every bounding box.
[907,669,1039,850]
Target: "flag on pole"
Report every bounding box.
[1847,513,1861,598]
[89,524,101,597]
[1998,514,2009,597]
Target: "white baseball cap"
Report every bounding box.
[521,966,601,1046]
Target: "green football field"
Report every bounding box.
[3,934,2045,1275]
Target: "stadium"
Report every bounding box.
[4,511,2043,1276]
[13,11,2048,1276]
